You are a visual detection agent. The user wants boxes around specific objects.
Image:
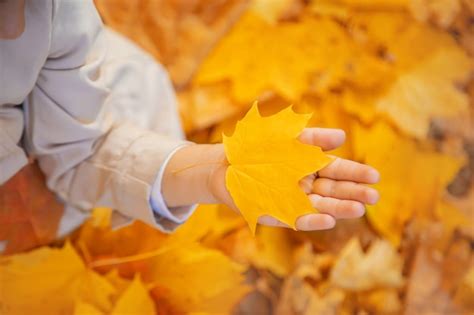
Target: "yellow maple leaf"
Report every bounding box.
[350,12,446,68]
[75,209,248,314]
[146,243,248,313]
[111,276,155,315]
[353,121,464,246]
[213,223,295,278]
[73,276,155,315]
[342,48,471,137]
[223,103,332,233]
[340,89,380,125]
[332,11,472,138]
[0,242,117,315]
[375,47,472,138]
[196,13,351,102]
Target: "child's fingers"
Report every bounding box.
[257,213,336,231]
[308,194,366,219]
[298,128,346,151]
[318,157,380,184]
[312,178,379,205]
[299,174,316,194]
[295,213,336,231]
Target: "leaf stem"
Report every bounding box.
[88,246,170,269]
[171,160,224,174]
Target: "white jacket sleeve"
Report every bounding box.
[22,0,191,232]
[0,106,28,183]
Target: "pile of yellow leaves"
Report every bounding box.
[1,0,473,314]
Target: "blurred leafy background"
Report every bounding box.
[1,1,473,314]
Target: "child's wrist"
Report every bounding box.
[162,143,232,207]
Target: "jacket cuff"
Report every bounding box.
[149,144,197,224]
[61,123,192,232]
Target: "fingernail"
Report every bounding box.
[368,169,380,183]
[324,216,336,229]
[367,189,380,205]
[353,203,366,217]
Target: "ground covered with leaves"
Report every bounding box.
[1,0,473,314]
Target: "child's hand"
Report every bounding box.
[163,128,379,231]
[207,128,380,231]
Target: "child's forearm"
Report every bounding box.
[161,143,232,208]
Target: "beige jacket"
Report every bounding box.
[0,0,193,237]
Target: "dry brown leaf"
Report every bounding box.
[94,0,250,87]
[454,266,474,310]
[276,272,346,315]
[330,238,404,291]
[405,238,473,315]
[410,0,462,28]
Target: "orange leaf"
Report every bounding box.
[0,164,63,254]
